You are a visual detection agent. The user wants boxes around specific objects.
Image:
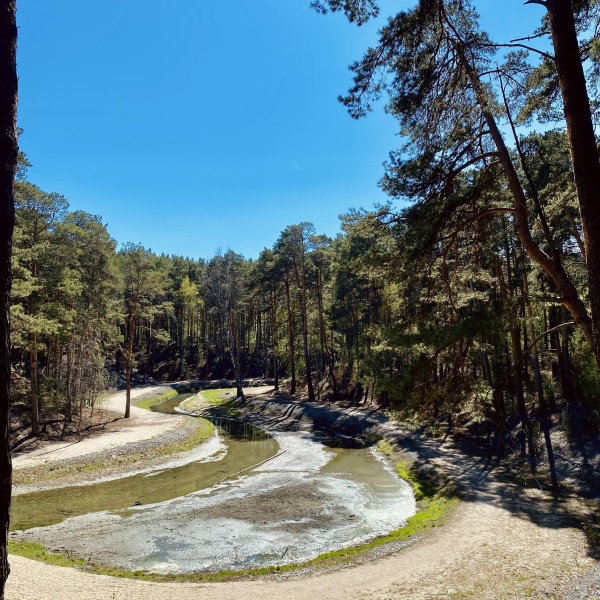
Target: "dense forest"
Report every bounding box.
[10,120,599,486]
[3,0,600,597]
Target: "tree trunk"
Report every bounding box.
[61,332,74,437]
[560,305,573,400]
[29,331,40,436]
[510,325,536,468]
[230,310,244,401]
[143,327,152,384]
[523,273,558,487]
[284,279,296,394]
[546,0,600,369]
[0,3,18,595]
[178,307,184,379]
[316,270,338,398]
[125,311,135,419]
[270,290,279,391]
[299,291,315,402]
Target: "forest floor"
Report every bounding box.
[6,385,600,600]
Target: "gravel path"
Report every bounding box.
[12,384,180,469]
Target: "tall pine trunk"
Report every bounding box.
[270,290,279,391]
[0,2,17,596]
[229,306,244,400]
[299,289,315,402]
[29,331,39,436]
[546,0,600,369]
[125,311,135,418]
[523,273,558,487]
[284,279,296,395]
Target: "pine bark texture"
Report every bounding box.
[0,2,17,596]
[546,0,600,367]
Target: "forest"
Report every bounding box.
[2,0,600,597]
[6,1,600,487]
[10,117,600,487]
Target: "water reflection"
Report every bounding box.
[11,395,278,530]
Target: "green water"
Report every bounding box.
[149,392,192,413]
[11,394,278,530]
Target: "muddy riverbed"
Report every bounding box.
[11,394,416,574]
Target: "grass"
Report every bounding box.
[8,541,88,569]
[180,388,242,417]
[10,435,458,582]
[135,389,179,410]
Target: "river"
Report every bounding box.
[11,393,416,574]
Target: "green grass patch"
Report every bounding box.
[180,388,242,418]
[202,388,236,403]
[135,389,178,410]
[377,440,440,502]
[394,461,438,501]
[8,540,88,569]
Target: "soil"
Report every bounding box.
[5,385,600,600]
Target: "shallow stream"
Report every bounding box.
[11,394,277,530]
[12,392,416,573]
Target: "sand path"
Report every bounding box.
[12,385,180,469]
[6,389,597,599]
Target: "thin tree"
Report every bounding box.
[276,224,317,401]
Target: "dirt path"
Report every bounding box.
[12,385,179,469]
[6,391,598,600]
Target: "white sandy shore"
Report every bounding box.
[12,385,181,469]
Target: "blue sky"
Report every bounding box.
[17,1,546,260]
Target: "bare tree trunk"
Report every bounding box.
[523,273,558,487]
[76,338,84,440]
[546,0,600,368]
[0,3,17,595]
[299,294,315,402]
[143,327,152,384]
[230,308,244,400]
[284,279,296,395]
[270,290,279,391]
[61,332,74,437]
[125,312,135,418]
[316,270,338,398]
[560,305,573,400]
[29,332,40,436]
[510,325,536,468]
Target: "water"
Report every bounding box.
[11,394,278,530]
[12,392,416,573]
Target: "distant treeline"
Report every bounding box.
[11,126,600,485]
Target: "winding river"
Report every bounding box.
[12,393,416,574]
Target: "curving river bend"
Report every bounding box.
[12,394,416,574]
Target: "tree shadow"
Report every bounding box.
[393,427,600,562]
[231,391,600,563]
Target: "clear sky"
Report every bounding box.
[17,1,546,260]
